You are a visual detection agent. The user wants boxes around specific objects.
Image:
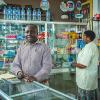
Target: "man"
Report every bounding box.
[11,24,52,84]
[72,30,99,100]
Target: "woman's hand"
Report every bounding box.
[71,62,77,67]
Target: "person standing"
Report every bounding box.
[72,30,99,100]
[11,24,52,84]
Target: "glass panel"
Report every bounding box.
[0,78,44,96]
[0,79,76,100]
[12,89,73,100]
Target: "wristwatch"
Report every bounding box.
[17,71,24,79]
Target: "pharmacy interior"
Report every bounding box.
[0,0,100,100]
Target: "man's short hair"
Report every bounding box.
[26,24,38,35]
[84,30,96,41]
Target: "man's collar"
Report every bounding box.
[23,40,42,46]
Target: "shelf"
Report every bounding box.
[50,68,70,75]
[0,19,87,26]
[93,19,100,21]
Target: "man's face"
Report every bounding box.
[25,26,37,43]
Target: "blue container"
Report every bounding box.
[0,61,4,68]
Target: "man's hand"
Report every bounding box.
[23,75,37,82]
[17,71,24,79]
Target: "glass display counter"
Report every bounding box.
[0,78,76,100]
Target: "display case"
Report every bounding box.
[0,19,87,74]
[47,22,87,74]
[0,78,76,100]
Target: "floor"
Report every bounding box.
[49,72,100,100]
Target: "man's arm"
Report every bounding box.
[34,46,52,82]
[10,47,22,76]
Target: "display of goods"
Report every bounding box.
[56,39,68,48]
[0,50,4,55]
[66,1,74,11]
[61,14,68,19]
[60,1,67,12]
[75,13,83,19]
[76,1,82,11]
[6,34,16,39]
[16,34,25,40]
[77,39,85,49]
[37,32,49,39]
[77,32,82,39]
[40,0,49,10]
[69,32,77,39]
[3,50,16,58]
[56,32,69,39]
[97,38,100,46]
[0,61,4,67]
[94,14,100,20]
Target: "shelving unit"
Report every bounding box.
[0,19,87,25]
[0,19,87,74]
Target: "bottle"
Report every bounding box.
[8,6,13,20]
[37,9,41,21]
[3,6,7,19]
[32,8,37,21]
[21,7,25,20]
[16,7,20,20]
[27,7,31,20]
[46,10,50,21]
[12,6,16,20]
[41,0,49,10]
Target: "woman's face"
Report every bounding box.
[83,34,90,44]
[25,26,38,43]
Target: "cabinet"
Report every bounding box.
[0,19,87,74]
[0,78,76,100]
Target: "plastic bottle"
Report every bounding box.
[16,7,20,20]
[21,7,25,20]
[32,8,37,21]
[37,9,41,21]
[27,7,31,20]
[41,0,49,10]
[8,6,13,20]
[3,6,7,19]
[46,10,50,21]
[12,6,16,20]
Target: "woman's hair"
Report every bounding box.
[84,30,96,41]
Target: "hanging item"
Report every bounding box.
[61,14,68,19]
[40,0,49,10]
[75,13,83,19]
[94,14,100,20]
[37,32,45,40]
[60,1,67,12]
[37,32,49,40]
[56,32,69,39]
[76,1,82,11]
[66,1,74,11]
